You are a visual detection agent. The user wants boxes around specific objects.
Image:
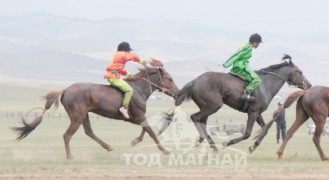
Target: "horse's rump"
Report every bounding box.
[61,83,124,113]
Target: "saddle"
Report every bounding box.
[229,72,247,81]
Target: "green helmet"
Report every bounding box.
[249,33,262,43]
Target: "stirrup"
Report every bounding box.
[241,91,255,101]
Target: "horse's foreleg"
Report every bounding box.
[195,136,205,147]
[256,115,265,127]
[224,113,258,147]
[200,118,218,152]
[141,120,170,155]
[249,115,266,153]
[82,115,113,151]
[131,129,146,146]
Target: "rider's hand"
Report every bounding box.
[125,72,133,77]
[219,64,227,73]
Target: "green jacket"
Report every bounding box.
[223,42,252,70]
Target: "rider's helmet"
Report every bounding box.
[117,41,133,51]
[249,33,262,43]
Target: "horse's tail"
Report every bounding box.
[11,90,63,141]
[253,90,306,141]
[158,81,194,135]
[158,109,175,135]
[283,90,305,109]
[174,81,194,106]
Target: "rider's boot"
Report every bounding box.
[119,106,130,119]
[240,90,256,102]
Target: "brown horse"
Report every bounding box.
[12,59,179,159]
[275,86,329,161]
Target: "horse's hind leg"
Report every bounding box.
[312,116,328,161]
[82,114,113,151]
[193,120,206,146]
[195,136,205,147]
[131,129,145,146]
[277,101,308,160]
[200,117,219,152]
[191,101,222,152]
[63,112,84,160]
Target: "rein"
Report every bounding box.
[260,70,298,88]
[142,68,175,97]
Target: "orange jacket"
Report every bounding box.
[104,51,142,79]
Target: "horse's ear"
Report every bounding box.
[289,59,295,67]
[282,54,293,66]
[149,57,164,68]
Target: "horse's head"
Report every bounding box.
[258,55,312,90]
[139,58,179,96]
[282,55,312,90]
[156,66,180,97]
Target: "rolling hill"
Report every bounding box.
[0,11,328,86]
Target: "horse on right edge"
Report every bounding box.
[275,86,329,161]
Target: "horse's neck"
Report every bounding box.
[130,76,157,99]
[259,69,288,99]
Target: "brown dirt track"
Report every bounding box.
[1,166,329,180]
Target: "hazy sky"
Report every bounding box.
[1,0,328,34]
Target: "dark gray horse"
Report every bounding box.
[159,55,311,152]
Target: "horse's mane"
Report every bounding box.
[256,62,289,75]
[125,68,161,82]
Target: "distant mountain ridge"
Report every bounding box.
[0,12,328,85]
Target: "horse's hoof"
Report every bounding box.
[106,146,113,151]
[277,152,283,161]
[322,157,329,161]
[277,155,282,161]
[163,149,171,155]
[131,139,139,146]
[249,146,255,153]
[67,155,74,160]
[195,142,201,147]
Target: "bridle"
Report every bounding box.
[142,68,176,97]
[261,70,294,85]
[260,68,306,89]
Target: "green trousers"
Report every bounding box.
[231,66,261,91]
[108,78,133,108]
